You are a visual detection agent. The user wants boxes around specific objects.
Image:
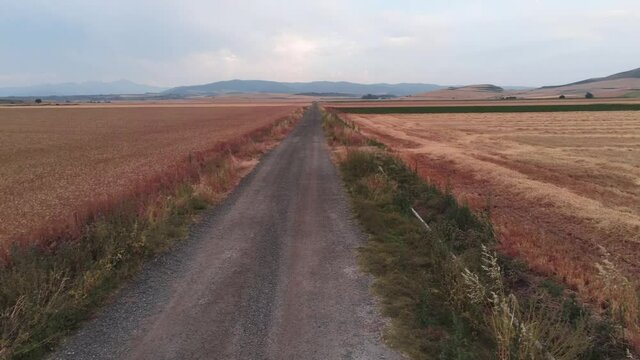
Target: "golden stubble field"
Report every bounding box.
[0,104,301,248]
[327,98,640,108]
[348,111,640,304]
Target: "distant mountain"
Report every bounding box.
[543,67,640,88]
[0,80,167,97]
[164,80,444,96]
[166,80,292,96]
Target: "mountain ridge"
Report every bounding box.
[163,80,445,96]
[2,66,638,98]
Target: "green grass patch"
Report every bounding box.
[322,110,632,359]
[337,103,640,114]
[1,186,209,360]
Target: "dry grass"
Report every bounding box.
[0,105,300,251]
[348,111,640,350]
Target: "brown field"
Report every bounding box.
[326,97,640,108]
[0,104,302,248]
[347,111,640,307]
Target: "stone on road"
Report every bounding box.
[51,104,401,360]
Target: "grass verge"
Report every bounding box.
[0,109,303,360]
[322,109,634,359]
[337,103,640,114]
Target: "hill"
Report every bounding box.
[411,67,640,100]
[544,67,640,88]
[4,67,637,99]
[515,78,640,99]
[514,67,640,99]
[449,84,504,92]
[412,84,507,100]
[163,80,444,96]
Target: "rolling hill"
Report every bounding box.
[3,66,637,99]
[516,67,640,99]
[543,67,640,88]
[412,84,508,100]
[517,67,640,98]
[517,78,640,99]
[414,67,640,100]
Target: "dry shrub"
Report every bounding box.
[596,257,640,351]
[323,111,369,147]
[270,109,303,138]
[462,246,591,360]
[193,156,237,201]
[359,173,397,202]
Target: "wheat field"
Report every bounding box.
[0,105,299,247]
[349,111,640,306]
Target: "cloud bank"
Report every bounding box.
[1,0,639,87]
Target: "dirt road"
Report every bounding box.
[51,104,400,359]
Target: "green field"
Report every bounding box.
[337,103,640,114]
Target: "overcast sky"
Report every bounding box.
[1,0,639,87]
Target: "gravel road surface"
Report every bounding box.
[51,104,401,360]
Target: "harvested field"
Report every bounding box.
[339,103,640,114]
[0,105,301,248]
[347,111,640,308]
[327,97,640,108]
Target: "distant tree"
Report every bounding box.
[35,98,42,104]
[585,92,594,99]
[559,94,566,99]
[361,93,396,100]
